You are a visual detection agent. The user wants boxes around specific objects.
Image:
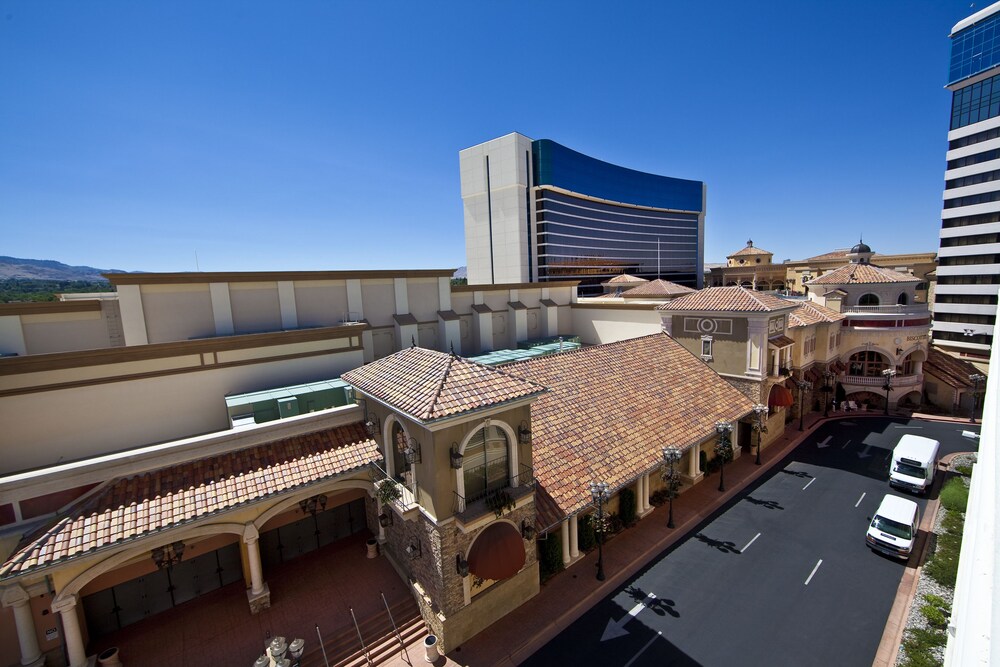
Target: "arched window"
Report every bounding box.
[847,350,888,377]
[391,421,411,483]
[858,293,880,306]
[463,425,509,502]
[897,292,908,305]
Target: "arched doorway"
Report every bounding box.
[847,350,889,378]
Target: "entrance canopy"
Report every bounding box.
[467,521,525,581]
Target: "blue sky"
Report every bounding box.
[0,1,980,273]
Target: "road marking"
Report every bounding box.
[894,425,923,429]
[623,631,662,667]
[601,592,655,641]
[740,532,761,553]
[855,492,866,508]
[841,439,851,450]
[803,478,816,491]
[816,436,832,449]
[961,430,980,439]
[805,559,823,585]
[857,444,873,459]
[840,421,856,426]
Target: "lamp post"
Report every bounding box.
[254,635,305,667]
[796,379,810,431]
[661,447,682,529]
[822,371,835,418]
[970,373,986,423]
[589,481,609,581]
[714,421,733,492]
[882,368,897,416]
[752,404,768,466]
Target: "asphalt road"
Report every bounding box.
[522,417,980,667]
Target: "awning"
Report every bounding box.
[467,521,526,581]
[805,367,821,383]
[768,335,795,348]
[831,360,847,374]
[768,384,794,408]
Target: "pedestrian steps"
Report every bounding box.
[302,594,424,667]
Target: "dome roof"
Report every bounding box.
[850,240,872,254]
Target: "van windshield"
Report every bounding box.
[872,515,912,540]
[894,461,925,478]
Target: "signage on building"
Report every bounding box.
[905,335,928,342]
[768,318,784,335]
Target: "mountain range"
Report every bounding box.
[0,256,125,281]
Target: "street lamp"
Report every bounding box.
[661,447,682,529]
[714,421,733,492]
[254,635,305,667]
[796,379,810,432]
[822,371,835,418]
[752,404,769,466]
[881,368,897,416]
[589,481,609,581]
[970,373,986,423]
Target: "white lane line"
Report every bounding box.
[841,439,852,450]
[623,631,662,667]
[740,532,761,553]
[894,425,923,429]
[855,492,866,508]
[805,559,823,585]
[803,478,816,491]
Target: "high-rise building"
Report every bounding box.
[935,3,1000,358]
[460,133,705,294]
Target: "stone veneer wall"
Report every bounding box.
[724,376,763,403]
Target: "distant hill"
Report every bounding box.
[453,266,467,280]
[0,256,127,281]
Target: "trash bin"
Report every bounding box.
[366,538,378,558]
[423,634,440,663]
[97,647,123,667]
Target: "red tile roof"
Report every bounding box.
[788,301,846,328]
[621,279,697,298]
[342,347,545,423]
[924,347,985,389]
[0,424,380,580]
[504,333,753,531]
[658,286,795,313]
[605,274,648,284]
[807,263,918,285]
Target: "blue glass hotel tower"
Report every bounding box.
[935,3,1000,357]
[460,133,705,294]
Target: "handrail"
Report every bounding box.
[843,304,929,315]
[349,607,372,666]
[381,590,412,665]
[315,624,330,667]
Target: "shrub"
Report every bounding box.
[618,487,637,527]
[926,531,963,587]
[920,603,949,630]
[605,512,624,535]
[900,627,947,667]
[578,514,597,552]
[649,489,669,507]
[538,531,564,582]
[940,477,970,513]
[941,511,964,534]
[954,463,973,477]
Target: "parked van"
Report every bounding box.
[889,434,940,495]
[866,494,920,560]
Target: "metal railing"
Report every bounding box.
[453,463,535,514]
[369,461,417,511]
[380,590,411,665]
[840,373,922,388]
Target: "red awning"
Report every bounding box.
[467,521,526,581]
[768,384,794,408]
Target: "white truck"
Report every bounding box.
[866,493,920,560]
[889,434,940,495]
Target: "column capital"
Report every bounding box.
[1,584,30,608]
[243,523,260,543]
[51,594,78,614]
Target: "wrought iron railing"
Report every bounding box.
[452,463,535,515]
[368,461,417,511]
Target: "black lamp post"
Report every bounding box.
[589,481,609,581]
[822,371,835,418]
[796,379,810,431]
[970,373,986,423]
[882,368,897,416]
[752,403,768,466]
[661,447,682,529]
[714,421,733,492]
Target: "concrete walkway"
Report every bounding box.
[396,411,937,667]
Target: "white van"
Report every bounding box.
[866,494,920,560]
[889,434,940,495]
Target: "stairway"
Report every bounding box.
[302,594,425,667]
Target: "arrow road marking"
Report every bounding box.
[623,631,663,667]
[855,492,866,508]
[602,592,655,641]
[805,559,823,586]
[740,533,761,553]
[962,430,980,439]
[816,436,832,449]
[858,444,873,459]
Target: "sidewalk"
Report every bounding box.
[385,411,905,667]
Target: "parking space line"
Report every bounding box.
[805,559,823,585]
[740,532,761,553]
[803,478,816,491]
[855,492,866,508]
[841,439,851,449]
[623,631,662,667]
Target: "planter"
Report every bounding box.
[97,647,123,667]
[366,538,379,559]
[423,634,440,663]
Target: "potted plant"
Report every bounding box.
[375,477,402,507]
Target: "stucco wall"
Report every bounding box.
[570,306,660,345]
[141,284,215,343]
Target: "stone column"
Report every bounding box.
[689,445,700,477]
[2,586,43,666]
[51,595,86,667]
[569,514,580,559]
[244,524,270,614]
[560,520,571,565]
[642,474,650,512]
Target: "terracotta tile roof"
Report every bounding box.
[788,301,846,328]
[342,347,545,423]
[768,335,794,348]
[729,245,772,257]
[658,286,795,313]
[605,274,648,284]
[803,249,851,262]
[924,347,985,389]
[807,263,918,285]
[0,424,380,580]
[504,333,753,530]
[621,279,697,298]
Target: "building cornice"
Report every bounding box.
[105,269,456,285]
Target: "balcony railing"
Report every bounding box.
[453,463,535,516]
[843,304,929,315]
[840,373,922,388]
[369,461,418,512]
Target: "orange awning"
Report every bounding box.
[768,384,794,408]
[467,521,526,581]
